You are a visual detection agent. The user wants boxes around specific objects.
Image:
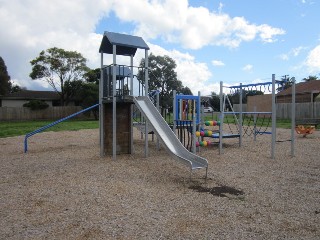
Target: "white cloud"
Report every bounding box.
[111,0,285,49]
[212,60,225,66]
[242,64,253,72]
[218,2,224,14]
[279,46,306,61]
[305,45,320,73]
[147,44,213,95]
[0,0,113,90]
[280,54,289,61]
[0,0,285,93]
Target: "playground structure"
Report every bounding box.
[23,31,300,175]
[23,31,208,178]
[219,76,296,159]
[98,31,208,176]
[171,75,297,159]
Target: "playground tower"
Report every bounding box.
[99,32,149,159]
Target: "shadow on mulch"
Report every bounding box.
[189,185,244,198]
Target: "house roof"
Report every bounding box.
[99,31,149,56]
[277,80,320,96]
[0,90,60,100]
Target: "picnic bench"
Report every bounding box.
[295,118,320,137]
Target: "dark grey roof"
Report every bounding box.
[0,90,60,100]
[99,31,149,56]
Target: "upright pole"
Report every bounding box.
[198,91,201,126]
[112,45,117,160]
[130,55,134,154]
[173,90,177,135]
[130,55,133,96]
[253,106,257,141]
[99,52,104,157]
[271,74,276,159]
[156,92,160,150]
[192,116,196,154]
[291,77,296,157]
[219,81,223,154]
[239,83,243,147]
[144,49,149,157]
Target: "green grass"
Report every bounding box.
[0,120,99,138]
[1,115,317,138]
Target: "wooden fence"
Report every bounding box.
[233,102,320,119]
[0,106,92,121]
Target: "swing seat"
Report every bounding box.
[295,125,315,137]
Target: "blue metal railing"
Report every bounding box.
[24,103,100,153]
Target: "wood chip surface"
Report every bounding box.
[0,127,319,239]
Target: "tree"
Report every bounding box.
[0,56,23,94]
[79,68,100,120]
[302,75,319,82]
[180,86,193,95]
[23,100,49,110]
[84,68,100,85]
[209,92,220,111]
[137,54,185,114]
[29,47,88,105]
[228,89,264,105]
[277,75,294,92]
[0,56,12,95]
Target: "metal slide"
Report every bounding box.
[133,96,208,171]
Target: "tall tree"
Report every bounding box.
[277,75,294,92]
[0,56,22,94]
[137,54,184,114]
[302,75,319,82]
[29,47,88,105]
[0,56,12,95]
[80,68,100,119]
[180,86,193,95]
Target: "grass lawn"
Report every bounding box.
[0,120,99,138]
[0,116,317,138]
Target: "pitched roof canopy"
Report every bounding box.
[277,80,320,96]
[99,31,149,56]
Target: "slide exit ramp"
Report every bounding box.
[133,96,208,174]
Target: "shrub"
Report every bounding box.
[23,100,49,110]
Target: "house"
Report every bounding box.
[0,90,77,107]
[276,80,320,103]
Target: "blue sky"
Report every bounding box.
[0,0,319,95]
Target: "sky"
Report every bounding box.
[0,0,319,96]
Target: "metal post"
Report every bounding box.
[193,116,196,154]
[271,74,276,159]
[219,81,223,154]
[253,106,257,141]
[99,52,104,157]
[239,83,243,147]
[291,77,295,157]
[198,91,201,126]
[156,92,160,150]
[173,90,176,135]
[130,55,133,96]
[144,49,149,157]
[130,55,134,154]
[112,45,117,160]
